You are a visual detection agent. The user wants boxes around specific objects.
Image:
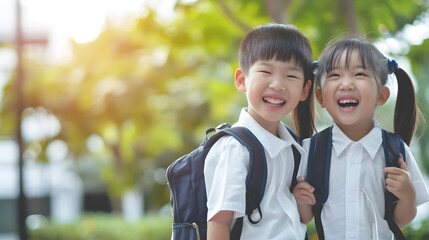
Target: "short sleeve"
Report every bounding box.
[204,136,250,221]
[404,145,429,206]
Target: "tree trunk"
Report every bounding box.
[339,0,358,32]
[264,0,292,24]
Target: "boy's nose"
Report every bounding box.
[269,78,286,91]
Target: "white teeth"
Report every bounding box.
[339,99,358,104]
[264,97,285,105]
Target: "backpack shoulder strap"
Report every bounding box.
[204,127,268,213]
[206,127,267,240]
[306,126,333,240]
[286,126,302,144]
[307,126,333,204]
[222,127,268,215]
[382,129,407,240]
[285,127,302,192]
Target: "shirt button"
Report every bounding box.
[349,232,356,238]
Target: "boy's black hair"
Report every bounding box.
[238,23,315,138]
[315,36,419,144]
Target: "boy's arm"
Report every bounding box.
[292,177,315,224]
[384,156,417,229]
[207,210,233,240]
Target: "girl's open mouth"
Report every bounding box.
[338,98,359,109]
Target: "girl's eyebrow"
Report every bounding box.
[330,64,365,71]
[350,64,367,70]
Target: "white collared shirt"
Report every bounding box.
[204,108,306,240]
[298,124,429,240]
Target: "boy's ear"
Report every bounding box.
[377,86,390,106]
[234,68,246,92]
[300,80,312,101]
[315,88,325,108]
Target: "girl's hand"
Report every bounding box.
[384,154,416,200]
[384,154,417,228]
[293,176,316,206]
[293,176,315,224]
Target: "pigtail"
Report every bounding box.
[293,62,317,138]
[294,81,315,138]
[393,67,417,145]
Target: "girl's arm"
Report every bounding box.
[384,156,417,228]
[207,210,233,240]
[292,177,315,224]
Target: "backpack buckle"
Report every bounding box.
[215,122,231,131]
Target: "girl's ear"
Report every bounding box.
[377,86,390,106]
[315,88,325,108]
[300,80,312,101]
[235,68,246,92]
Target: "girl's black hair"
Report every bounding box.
[239,23,315,138]
[315,37,418,144]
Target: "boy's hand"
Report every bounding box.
[384,154,415,200]
[293,176,316,206]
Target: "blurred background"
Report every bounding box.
[1,0,429,239]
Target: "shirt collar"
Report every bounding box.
[234,108,300,158]
[332,123,383,159]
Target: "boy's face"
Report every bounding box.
[235,58,310,128]
[315,50,389,138]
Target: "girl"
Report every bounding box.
[293,36,429,239]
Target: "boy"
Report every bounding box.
[204,23,315,240]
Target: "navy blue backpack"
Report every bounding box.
[306,126,407,240]
[166,123,301,240]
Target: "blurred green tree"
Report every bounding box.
[1,0,428,212]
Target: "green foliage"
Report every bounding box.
[28,214,429,240]
[305,219,429,239]
[404,218,429,239]
[1,0,428,211]
[29,214,172,240]
[408,37,429,173]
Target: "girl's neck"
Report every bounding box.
[336,121,374,142]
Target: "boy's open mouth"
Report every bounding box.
[263,97,286,106]
[338,98,359,108]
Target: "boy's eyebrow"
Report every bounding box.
[257,61,303,71]
[257,61,273,67]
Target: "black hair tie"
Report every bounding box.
[387,59,398,74]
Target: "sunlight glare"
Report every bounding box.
[21,0,145,44]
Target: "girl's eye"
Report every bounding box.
[259,70,271,75]
[327,73,340,79]
[355,72,368,77]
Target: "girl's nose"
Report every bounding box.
[339,77,354,90]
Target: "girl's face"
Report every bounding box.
[235,58,311,134]
[316,50,389,140]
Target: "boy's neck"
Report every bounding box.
[258,119,280,136]
[245,108,281,136]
